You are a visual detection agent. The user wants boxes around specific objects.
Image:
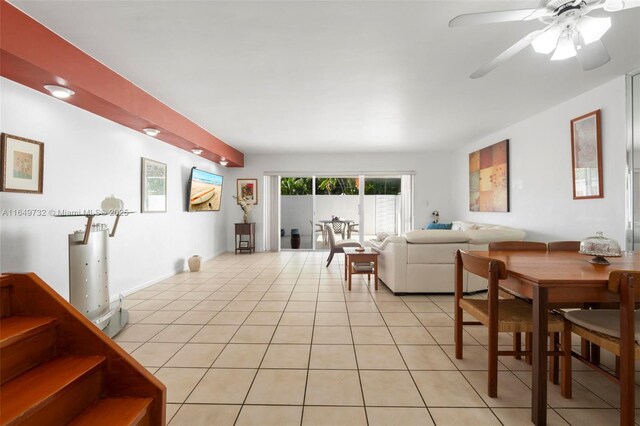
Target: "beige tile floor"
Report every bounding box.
[115,251,639,425]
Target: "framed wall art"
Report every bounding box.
[237,178,258,205]
[469,139,509,212]
[571,109,603,199]
[1,133,44,194]
[141,157,167,212]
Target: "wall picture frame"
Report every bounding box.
[1,133,44,194]
[469,139,509,212]
[237,178,258,205]
[571,109,603,199]
[141,157,167,213]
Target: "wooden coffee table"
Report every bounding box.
[343,247,380,291]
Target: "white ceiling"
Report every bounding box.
[10,1,640,154]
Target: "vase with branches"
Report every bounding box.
[233,194,253,223]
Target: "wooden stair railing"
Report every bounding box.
[0,273,165,425]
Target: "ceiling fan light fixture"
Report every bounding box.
[551,33,577,60]
[603,0,624,12]
[532,26,562,54]
[191,148,203,155]
[576,16,611,45]
[219,158,228,166]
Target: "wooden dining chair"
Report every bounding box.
[488,241,547,251]
[564,271,640,425]
[548,241,581,251]
[455,250,571,398]
[488,241,547,364]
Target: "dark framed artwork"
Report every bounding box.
[1,133,44,194]
[237,178,258,205]
[141,157,167,212]
[469,139,509,212]
[571,109,603,199]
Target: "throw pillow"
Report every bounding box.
[426,223,453,230]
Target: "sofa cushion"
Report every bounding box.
[405,230,470,244]
[465,228,526,244]
[452,221,479,231]
[408,243,468,264]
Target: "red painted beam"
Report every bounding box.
[0,1,244,167]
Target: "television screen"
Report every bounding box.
[188,167,223,212]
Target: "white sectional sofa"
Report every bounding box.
[366,221,526,294]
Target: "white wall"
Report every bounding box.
[0,78,228,299]
[281,194,397,236]
[225,152,453,252]
[450,76,628,245]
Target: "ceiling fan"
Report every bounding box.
[449,0,640,78]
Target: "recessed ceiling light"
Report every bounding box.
[191,148,203,155]
[219,159,228,166]
[44,85,75,99]
[143,128,160,137]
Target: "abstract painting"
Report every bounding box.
[469,139,509,212]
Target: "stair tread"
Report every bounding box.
[69,397,153,426]
[0,316,58,349]
[0,355,106,424]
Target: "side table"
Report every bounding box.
[343,247,380,291]
[235,222,255,254]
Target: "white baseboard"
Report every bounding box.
[112,250,229,302]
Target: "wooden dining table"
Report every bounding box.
[469,250,640,426]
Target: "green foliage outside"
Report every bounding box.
[280,177,400,196]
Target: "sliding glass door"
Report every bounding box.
[275,173,413,251]
[362,176,402,240]
[280,177,314,249]
[315,176,360,246]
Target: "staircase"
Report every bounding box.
[0,273,165,425]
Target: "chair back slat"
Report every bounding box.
[332,221,344,234]
[458,250,507,280]
[548,241,581,252]
[488,241,547,252]
[607,270,640,296]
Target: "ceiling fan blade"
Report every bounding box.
[621,0,640,9]
[603,0,640,11]
[449,8,550,27]
[576,39,611,70]
[470,30,543,79]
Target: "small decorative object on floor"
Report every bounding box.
[291,228,301,249]
[432,210,440,223]
[233,194,252,223]
[188,255,202,272]
[579,232,621,265]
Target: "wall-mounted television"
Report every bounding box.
[187,167,223,212]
